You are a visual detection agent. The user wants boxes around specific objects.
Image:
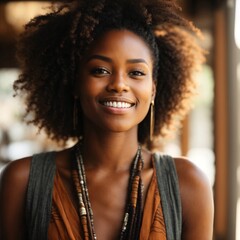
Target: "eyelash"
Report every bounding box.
[129,70,146,77]
[90,67,110,75]
[90,67,146,78]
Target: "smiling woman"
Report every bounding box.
[0,0,214,240]
[78,30,154,134]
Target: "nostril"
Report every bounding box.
[106,80,129,93]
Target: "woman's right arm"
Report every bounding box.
[0,157,31,240]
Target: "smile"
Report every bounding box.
[102,101,133,108]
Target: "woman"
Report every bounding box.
[0,0,214,239]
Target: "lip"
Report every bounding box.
[100,96,135,103]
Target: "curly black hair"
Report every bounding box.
[14,0,204,147]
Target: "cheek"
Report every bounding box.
[76,78,95,113]
[135,84,153,121]
[137,82,153,104]
[78,75,103,100]
[77,78,107,119]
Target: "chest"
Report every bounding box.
[57,168,154,240]
[27,152,180,240]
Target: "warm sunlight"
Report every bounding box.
[235,0,240,49]
[5,1,51,32]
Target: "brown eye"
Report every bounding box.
[90,67,110,76]
[129,70,146,77]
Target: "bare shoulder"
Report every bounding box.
[0,156,32,214]
[173,157,211,191]
[173,157,214,240]
[0,157,32,239]
[0,156,32,190]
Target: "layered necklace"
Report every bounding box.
[72,142,144,240]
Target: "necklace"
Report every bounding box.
[72,142,144,240]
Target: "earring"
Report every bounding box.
[73,97,78,132]
[150,100,155,142]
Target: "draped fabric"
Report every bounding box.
[48,165,167,240]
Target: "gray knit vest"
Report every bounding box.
[26,152,182,240]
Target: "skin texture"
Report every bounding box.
[78,30,155,137]
[0,30,213,240]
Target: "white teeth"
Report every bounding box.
[103,101,132,108]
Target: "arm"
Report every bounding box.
[0,157,31,240]
[174,157,214,240]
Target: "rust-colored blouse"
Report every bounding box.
[48,165,167,240]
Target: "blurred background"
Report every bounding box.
[0,0,239,239]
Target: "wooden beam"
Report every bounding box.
[213,5,228,240]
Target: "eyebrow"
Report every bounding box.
[86,54,149,66]
[126,59,148,65]
[86,55,112,63]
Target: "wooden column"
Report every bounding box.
[213,5,229,240]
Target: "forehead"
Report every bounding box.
[85,29,153,63]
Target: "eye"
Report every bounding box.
[129,70,146,78]
[90,67,110,76]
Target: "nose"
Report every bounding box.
[106,73,130,93]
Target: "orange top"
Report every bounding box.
[48,167,167,240]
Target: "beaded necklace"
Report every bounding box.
[72,142,144,240]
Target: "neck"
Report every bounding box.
[80,128,139,171]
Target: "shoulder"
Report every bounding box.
[0,157,32,204]
[173,157,213,204]
[0,156,32,194]
[174,157,214,239]
[173,157,210,190]
[0,157,32,239]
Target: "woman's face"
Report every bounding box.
[77,29,155,134]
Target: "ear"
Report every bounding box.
[152,81,156,101]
